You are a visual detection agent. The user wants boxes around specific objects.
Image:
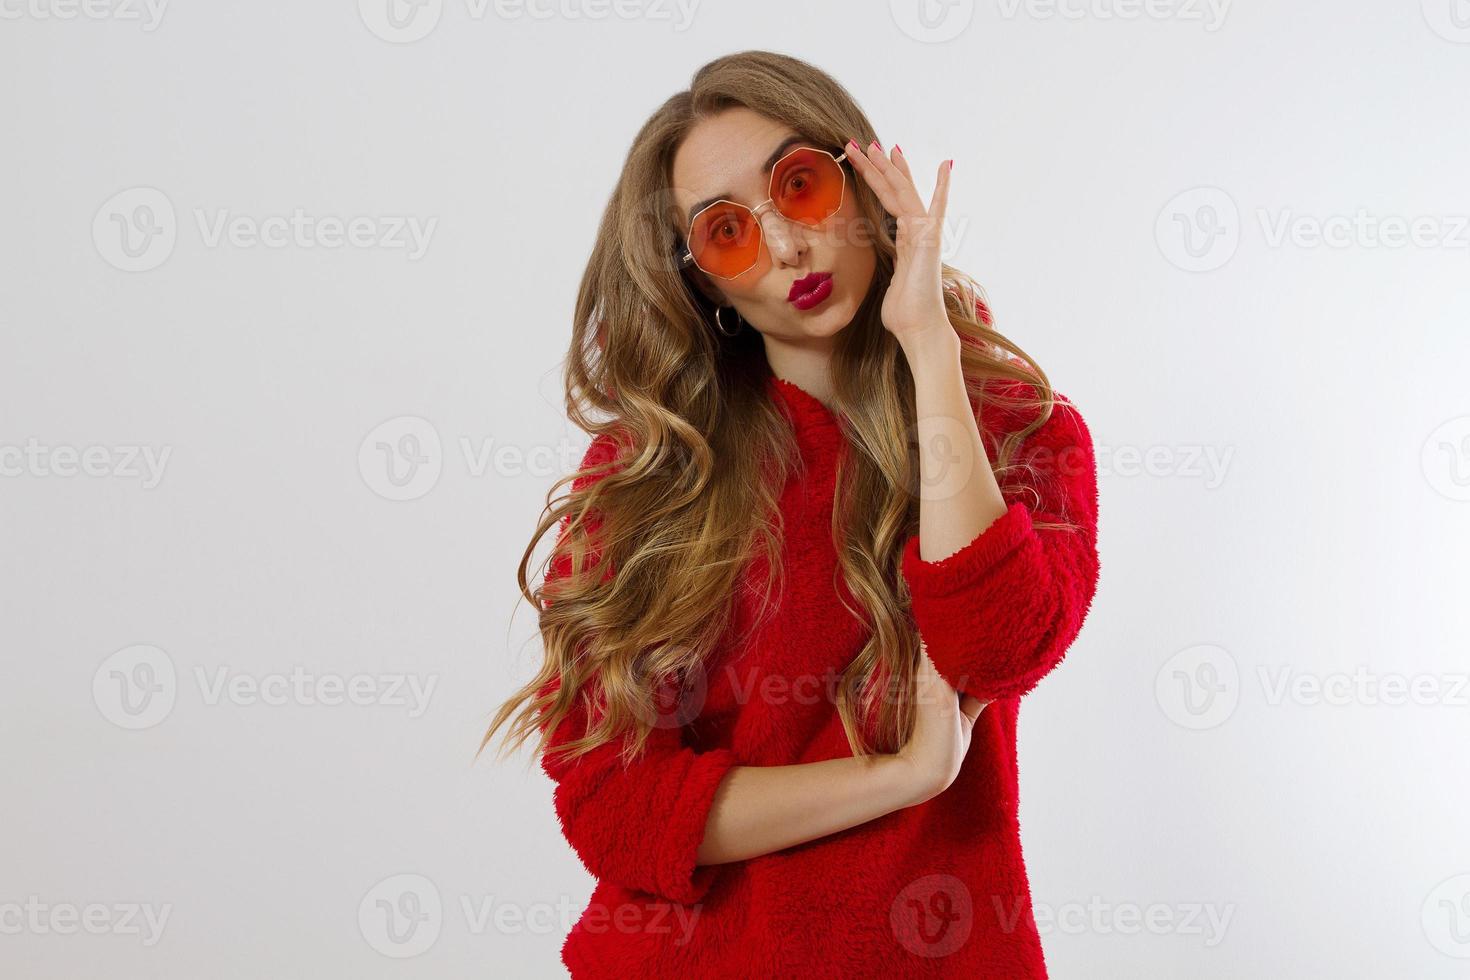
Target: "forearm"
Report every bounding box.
[695,753,923,866]
[900,327,1008,561]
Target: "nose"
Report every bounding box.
[758,207,807,269]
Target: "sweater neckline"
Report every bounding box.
[765,375,842,435]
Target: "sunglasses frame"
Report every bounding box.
[677,144,851,281]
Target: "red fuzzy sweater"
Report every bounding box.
[538,370,1100,978]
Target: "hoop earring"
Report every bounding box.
[714,306,743,337]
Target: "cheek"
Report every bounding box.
[834,213,877,287]
[723,274,766,304]
[831,197,876,265]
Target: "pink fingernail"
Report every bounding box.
[894,144,903,155]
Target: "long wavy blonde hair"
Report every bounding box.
[479,50,1075,773]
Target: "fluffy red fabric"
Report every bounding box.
[537,368,1100,978]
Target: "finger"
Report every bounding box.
[958,695,990,723]
[927,158,953,226]
[846,135,899,213]
[888,145,932,218]
[889,144,914,184]
[865,141,926,215]
[959,701,981,724]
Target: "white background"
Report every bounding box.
[3,1,1469,977]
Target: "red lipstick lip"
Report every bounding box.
[787,271,834,305]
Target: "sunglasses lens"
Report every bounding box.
[689,202,762,278]
[772,148,845,225]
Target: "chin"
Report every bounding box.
[817,300,859,334]
[783,310,846,340]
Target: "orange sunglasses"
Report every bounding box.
[677,144,851,280]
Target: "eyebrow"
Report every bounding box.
[684,133,818,226]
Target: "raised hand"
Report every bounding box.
[844,139,954,345]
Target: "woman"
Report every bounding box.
[481,50,1100,979]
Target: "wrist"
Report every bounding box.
[881,751,943,809]
[898,322,962,368]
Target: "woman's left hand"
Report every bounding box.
[845,139,954,345]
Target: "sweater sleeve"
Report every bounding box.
[900,389,1100,702]
[537,432,739,906]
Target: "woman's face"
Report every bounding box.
[671,107,877,346]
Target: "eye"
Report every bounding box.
[779,167,816,199]
[711,217,739,242]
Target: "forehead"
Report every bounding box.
[670,108,799,210]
